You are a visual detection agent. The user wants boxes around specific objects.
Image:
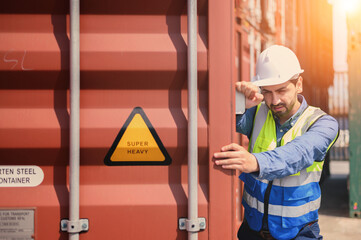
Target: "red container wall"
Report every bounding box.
[0,0,239,239]
[293,0,333,112]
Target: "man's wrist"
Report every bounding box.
[250,153,260,172]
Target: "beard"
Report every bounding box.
[270,100,296,119]
[266,93,300,122]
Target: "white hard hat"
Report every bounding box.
[252,45,304,87]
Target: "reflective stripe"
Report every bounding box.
[271,197,321,218]
[301,108,327,134]
[249,103,270,153]
[243,189,265,213]
[273,169,322,187]
[243,190,321,218]
[282,107,326,145]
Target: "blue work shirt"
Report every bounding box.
[236,95,339,181]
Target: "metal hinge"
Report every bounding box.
[178,217,206,232]
[61,219,89,233]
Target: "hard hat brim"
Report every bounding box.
[252,78,287,87]
[252,70,304,87]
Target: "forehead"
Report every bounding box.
[260,81,293,91]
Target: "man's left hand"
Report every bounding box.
[213,143,260,173]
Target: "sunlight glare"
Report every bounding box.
[341,0,359,13]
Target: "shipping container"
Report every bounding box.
[287,0,334,112]
[0,0,297,239]
[0,0,241,239]
[347,2,361,218]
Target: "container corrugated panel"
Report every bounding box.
[233,10,251,233]
[347,5,361,218]
[328,72,349,161]
[0,0,239,239]
[295,0,333,112]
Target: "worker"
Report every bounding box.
[213,45,339,240]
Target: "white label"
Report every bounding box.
[0,209,34,239]
[0,166,44,187]
[235,90,246,114]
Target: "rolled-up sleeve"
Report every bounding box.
[253,115,339,181]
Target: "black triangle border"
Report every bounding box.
[104,107,172,166]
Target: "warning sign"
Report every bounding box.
[104,107,172,166]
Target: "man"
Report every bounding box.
[213,45,339,240]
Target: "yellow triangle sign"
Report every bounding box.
[104,107,172,166]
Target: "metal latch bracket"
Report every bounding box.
[178,217,206,232]
[61,219,89,233]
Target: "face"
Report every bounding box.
[260,77,303,123]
